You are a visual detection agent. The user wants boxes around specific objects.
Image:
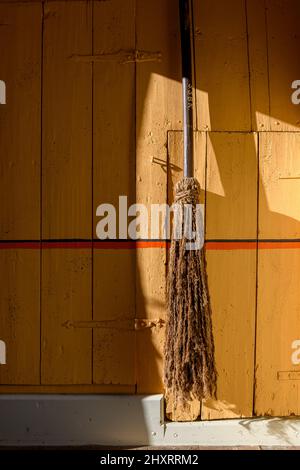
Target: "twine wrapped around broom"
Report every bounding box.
[164,177,217,418]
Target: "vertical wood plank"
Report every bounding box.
[265,0,300,131]
[201,132,257,419]
[258,133,300,239]
[0,3,41,384]
[193,0,251,131]
[41,249,92,384]
[255,249,300,417]
[256,132,300,416]
[135,0,182,393]
[42,1,92,239]
[248,0,300,131]
[41,1,92,384]
[206,133,258,239]
[92,0,136,386]
[0,3,41,239]
[0,250,40,384]
[246,0,271,131]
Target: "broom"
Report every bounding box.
[164,0,217,419]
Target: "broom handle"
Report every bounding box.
[179,0,194,178]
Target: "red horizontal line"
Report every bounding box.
[0,242,41,249]
[205,241,256,250]
[0,240,300,250]
[43,241,92,249]
[94,240,169,249]
[258,241,300,249]
[206,241,300,250]
[0,240,169,250]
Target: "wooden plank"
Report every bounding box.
[0,3,41,239]
[41,1,93,384]
[135,0,182,393]
[265,0,300,131]
[92,0,136,386]
[41,249,92,384]
[202,250,256,419]
[0,3,41,385]
[42,0,92,239]
[167,131,206,421]
[256,249,300,416]
[193,0,251,131]
[206,133,258,239]
[258,133,300,239]
[93,250,135,385]
[247,0,300,132]
[201,132,257,419]
[246,0,271,131]
[255,133,300,416]
[0,250,40,384]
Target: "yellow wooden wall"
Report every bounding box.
[1,0,300,419]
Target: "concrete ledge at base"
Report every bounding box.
[0,394,300,447]
[0,394,163,447]
[164,417,300,447]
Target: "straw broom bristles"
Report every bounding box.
[164,176,217,420]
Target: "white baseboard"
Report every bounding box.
[0,394,299,447]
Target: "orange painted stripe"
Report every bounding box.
[205,241,256,250]
[0,241,40,249]
[206,241,300,250]
[93,240,169,249]
[258,241,300,249]
[136,240,169,248]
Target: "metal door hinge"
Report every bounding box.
[62,318,165,331]
[70,49,162,64]
[134,318,165,330]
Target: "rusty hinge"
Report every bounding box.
[70,49,162,64]
[279,175,300,180]
[277,370,300,380]
[134,318,165,330]
[62,318,165,331]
